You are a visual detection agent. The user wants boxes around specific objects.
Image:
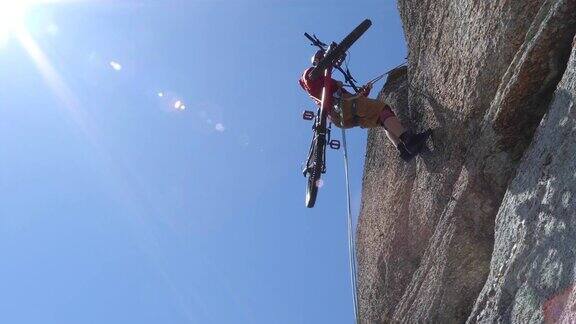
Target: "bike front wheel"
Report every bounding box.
[305,134,325,208]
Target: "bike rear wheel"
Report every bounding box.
[305,134,325,208]
[310,19,372,80]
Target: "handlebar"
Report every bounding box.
[304,33,327,49]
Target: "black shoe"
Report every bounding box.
[399,130,430,155]
[397,144,415,162]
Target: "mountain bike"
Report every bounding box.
[302,19,372,208]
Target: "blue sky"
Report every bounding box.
[0,1,406,323]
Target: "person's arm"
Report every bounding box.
[343,83,372,101]
[359,83,373,97]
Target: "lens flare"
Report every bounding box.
[110,61,123,71]
[215,123,225,132]
[174,100,187,110]
[0,0,33,44]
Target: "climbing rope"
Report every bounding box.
[342,61,408,90]
[341,127,359,324]
[337,60,407,323]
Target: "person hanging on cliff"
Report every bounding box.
[299,50,429,161]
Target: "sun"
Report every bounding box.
[0,0,35,42]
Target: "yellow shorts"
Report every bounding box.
[330,95,386,129]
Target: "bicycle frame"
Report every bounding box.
[318,58,335,131]
[307,52,335,174]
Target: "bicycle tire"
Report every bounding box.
[309,19,372,80]
[305,135,325,208]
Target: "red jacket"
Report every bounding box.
[299,67,370,104]
[299,67,349,104]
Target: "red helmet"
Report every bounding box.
[311,50,325,65]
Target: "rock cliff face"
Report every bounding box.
[356,1,576,323]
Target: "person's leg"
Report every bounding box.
[381,117,402,148]
[353,98,408,149]
[354,97,428,159]
[382,116,405,140]
[379,105,428,157]
[384,129,401,147]
[380,106,405,145]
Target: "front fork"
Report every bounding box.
[305,118,330,174]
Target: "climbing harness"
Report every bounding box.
[334,87,361,128]
[350,98,360,127]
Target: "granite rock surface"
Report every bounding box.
[357,1,576,322]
